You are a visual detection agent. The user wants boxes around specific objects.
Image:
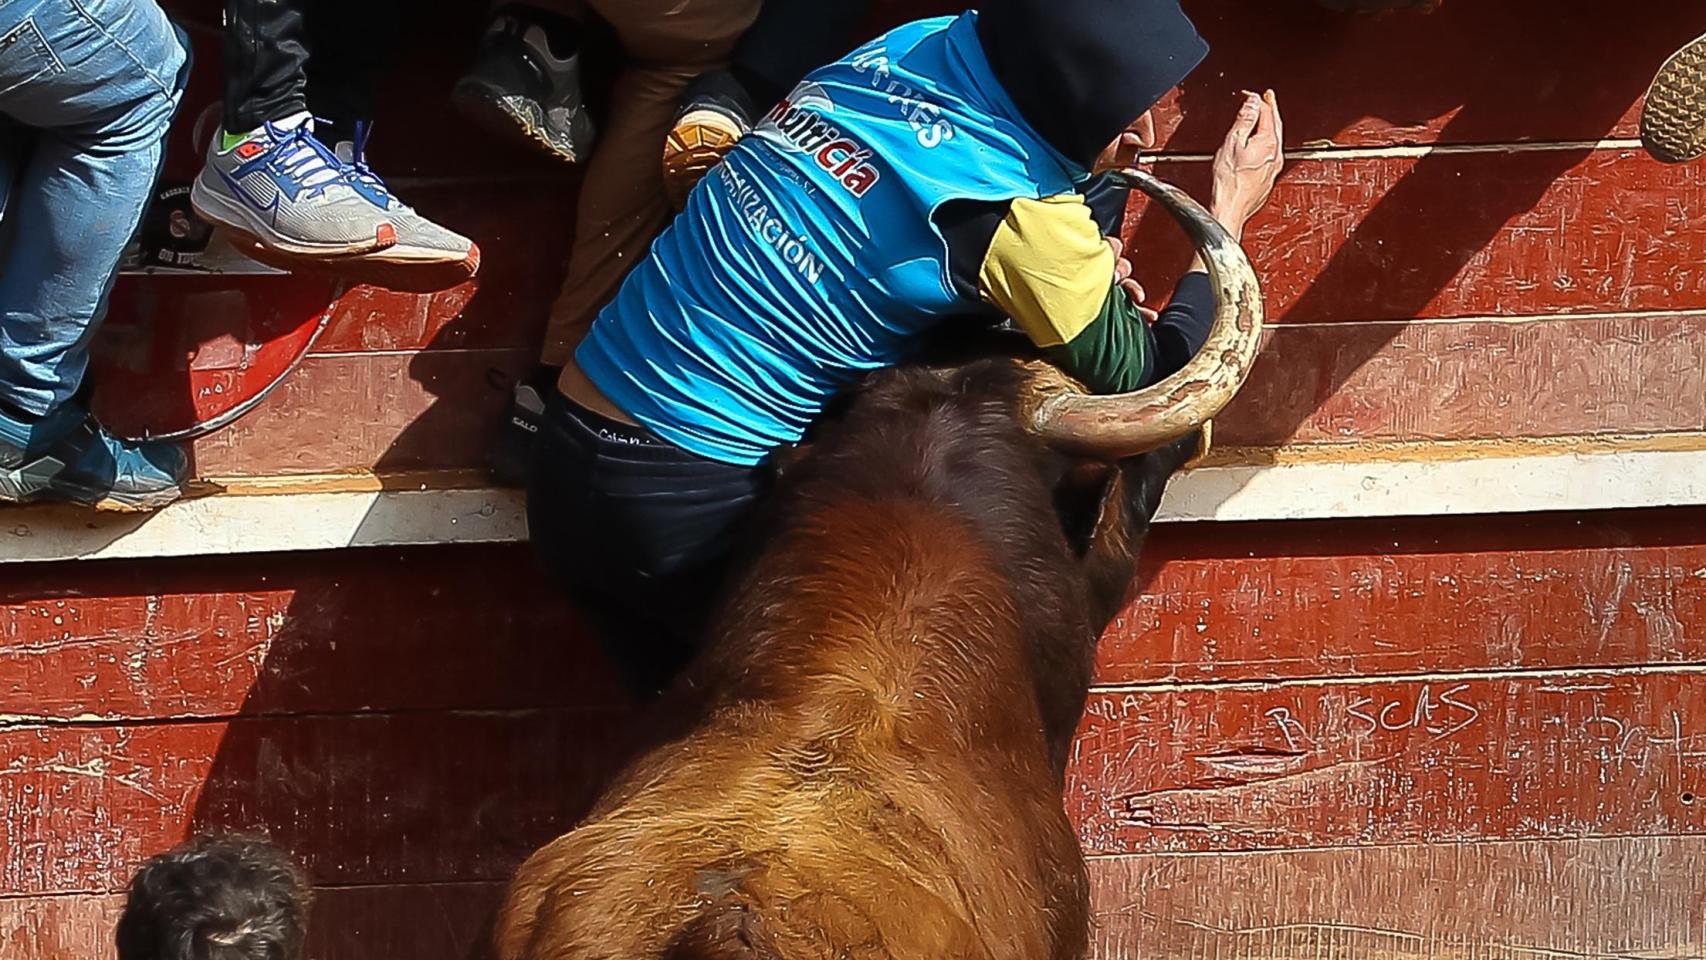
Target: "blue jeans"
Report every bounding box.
[0,0,188,416]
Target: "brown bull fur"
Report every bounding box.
[495,360,1195,960]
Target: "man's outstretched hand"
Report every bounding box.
[1210,90,1284,241]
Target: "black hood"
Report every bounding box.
[976,0,1209,169]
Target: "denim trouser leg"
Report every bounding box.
[0,0,188,416]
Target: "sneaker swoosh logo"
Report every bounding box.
[217,168,283,227]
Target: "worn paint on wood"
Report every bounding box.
[1129,149,1706,327]
[1145,1,1706,153]
[0,546,617,722]
[1067,671,1706,853]
[0,709,636,897]
[183,347,528,476]
[1217,312,1706,446]
[1103,511,1706,683]
[14,836,1705,960]
[1086,836,1706,959]
[107,307,1706,479]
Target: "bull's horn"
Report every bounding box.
[1026,167,1264,458]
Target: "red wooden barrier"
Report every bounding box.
[7,0,1706,957]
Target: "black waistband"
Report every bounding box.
[552,391,660,445]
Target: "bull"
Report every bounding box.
[493,170,1264,960]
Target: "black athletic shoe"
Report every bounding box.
[453,6,596,164]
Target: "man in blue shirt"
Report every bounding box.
[529,0,1284,693]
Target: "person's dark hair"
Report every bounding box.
[115,833,311,960]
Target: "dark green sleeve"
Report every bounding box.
[1041,283,1158,394]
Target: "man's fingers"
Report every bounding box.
[1230,91,1263,144]
[1265,89,1284,158]
[1119,278,1148,306]
[1107,237,1133,285]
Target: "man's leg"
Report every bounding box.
[0,0,191,508]
[288,0,478,280]
[220,0,310,132]
[538,0,760,365]
[490,0,754,484]
[527,391,766,694]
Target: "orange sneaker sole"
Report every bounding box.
[663,117,744,211]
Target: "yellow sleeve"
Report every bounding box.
[976,194,1116,348]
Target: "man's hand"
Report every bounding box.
[1209,90,1284,241]
[1106,237,1159,323]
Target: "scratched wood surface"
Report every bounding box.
[10,0,1706,957]
[1085,837,1706,959]
[5,509,1706,955]
[11,839,1706,958]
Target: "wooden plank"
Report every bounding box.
[1129,148,1706,325]
[0,486,533,564]
[103,307,1706,479]
[1165,447,1706,523]
[1146,1,1706,153]
[0,545,615,722]
[0,709,636,897]
[1218,312,1706,447]
[1066,671,1706,854]
[1102,513,1706,684]
[0,894,123,960]
[4,454,1705,564]
[8,515,1702,722]
[14,839,1705,959]
[1086,836,1706,959]
[183,347,528,477]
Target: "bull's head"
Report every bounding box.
[1020,167,1265,460]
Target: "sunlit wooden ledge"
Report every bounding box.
[2,435,1704,563]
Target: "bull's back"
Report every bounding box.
[496,713,1085,960]
[497,486,1092,959]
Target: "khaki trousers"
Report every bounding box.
[525,0,761,365]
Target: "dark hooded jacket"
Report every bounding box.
[977,0,1210,168]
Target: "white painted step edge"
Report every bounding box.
[2,447,1703,563]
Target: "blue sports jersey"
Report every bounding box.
[575,12,1085,466]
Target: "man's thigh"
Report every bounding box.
[0,0,185,133]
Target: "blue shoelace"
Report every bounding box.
[264,121,345,199]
